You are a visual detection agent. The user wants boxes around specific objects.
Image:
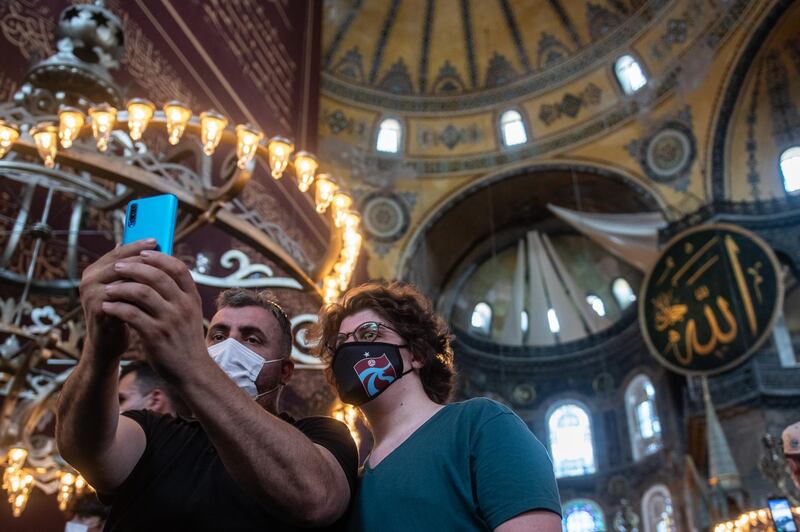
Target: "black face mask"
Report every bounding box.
[332,342,413,406]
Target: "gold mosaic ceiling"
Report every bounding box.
[322,0,653,106]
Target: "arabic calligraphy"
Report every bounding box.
[641,225,782,376]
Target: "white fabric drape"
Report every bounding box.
[547,204,666,271]
[541,233,610,333]
[498,239,526,345]
[531,231,585,342]
[526,232,555,345]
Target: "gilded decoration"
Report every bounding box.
[321,0,674,110]
[358,190,415,250]
[538,82,602,125]
[639,225,783,376]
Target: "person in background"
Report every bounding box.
[64,492,109,532]
[118,359,189,416]
[314,281,562,531]
[782,421,800,489]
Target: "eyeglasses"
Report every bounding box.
[332,321,403,350]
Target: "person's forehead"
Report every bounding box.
[210,305,278,335]
[339,309,387,332]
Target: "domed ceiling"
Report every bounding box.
[322,0,659,109]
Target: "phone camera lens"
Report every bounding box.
[128,204,138,227]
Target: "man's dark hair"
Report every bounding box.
[120,360,189,416]
[215,288,292,357]
[313,281,456,404]
[70,492,110,520]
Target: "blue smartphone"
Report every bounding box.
[122,194,178,255]
[769,498,799,532]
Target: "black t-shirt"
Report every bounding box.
[100,410,358,531]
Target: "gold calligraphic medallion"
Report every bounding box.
[639,224,783,376]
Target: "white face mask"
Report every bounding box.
[207,337,283,398]
[65,522,89,532]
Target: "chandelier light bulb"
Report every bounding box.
[7,447,28,468]
[57,472,77,511]
[293,151,318,192]
[199,110,228,156]
[334,261,352,291]
[341,233,362,268]
[30,123,59,168]
[267,136,294,179]
[126,98,155,141]
[332,191,353,227]
[235,124,264,169]
[341,210,361,232]
[89,104,117,152]
[57,107,84,148]
[314,174,338,213]
[163,100,192,145]
[323,275,340,304]
[7,468,33,517]
[0,120,19,159]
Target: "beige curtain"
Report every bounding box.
[548,204,666,271]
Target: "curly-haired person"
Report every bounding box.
[314,281,562,531]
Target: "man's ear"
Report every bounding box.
[280,358,295,386]
[147,389,169,414]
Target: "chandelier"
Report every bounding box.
[0,0,361,517]
[713,506,800,532]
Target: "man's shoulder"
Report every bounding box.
[122,409,201,438]
[287,414,351,436]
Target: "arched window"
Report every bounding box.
[547,402,596,478]
[500,109,528,146]
[612,277,636,310]
[521,310,529,334]
[547,308,560,334]
[625,375,662,461]
[376,118,402,153]
[563,499,606,532]
[781,146,800,194]
[641,485,676,532]
[614,54,647,95]
[586,293,606,317]
[470,302,492,335]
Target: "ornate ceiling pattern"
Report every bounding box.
[317,0,789,285]
[323,0,655,106]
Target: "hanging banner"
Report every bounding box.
[640,224,782,376]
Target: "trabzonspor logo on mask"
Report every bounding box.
[333,341,410,405]
[353,354,397,397]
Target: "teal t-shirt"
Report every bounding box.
[347,398,561,531]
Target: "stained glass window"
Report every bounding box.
[500,110,527,146]
[615,54,647,94]
[563,499,606,532]
[470,302,492,335]
[612,277,636,310]
[376,118,402,153]
[780,146,800,194]
[548,403,596,478]
[547,308,560,334]
[625,375,662,461]
[586,294,606,317]
[641,485,676,532]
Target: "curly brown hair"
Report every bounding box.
[312,281,456,404]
